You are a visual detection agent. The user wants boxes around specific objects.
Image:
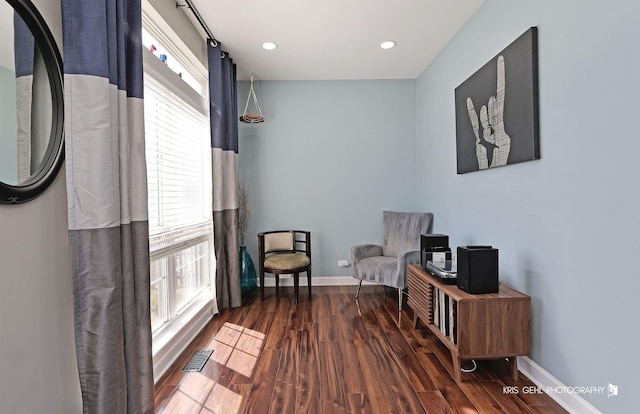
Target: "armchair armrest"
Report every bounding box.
[352,244,383,262]
[396,249,421,286]
[351,244,382,278]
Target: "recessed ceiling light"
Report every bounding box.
[380,40,397,50]
[262,42,277,50]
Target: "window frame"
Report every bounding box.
[141,0,216,383]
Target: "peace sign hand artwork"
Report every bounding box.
[466,55,511,169]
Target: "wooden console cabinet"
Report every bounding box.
[407,264,530,383]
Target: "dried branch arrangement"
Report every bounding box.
[238,177,254,247]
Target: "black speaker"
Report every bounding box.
[456,246,499,294]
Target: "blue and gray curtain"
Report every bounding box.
[62,0,154,413]
[208,41,241,309]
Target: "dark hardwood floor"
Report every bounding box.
[154,285,568,413]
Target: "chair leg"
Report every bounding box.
[307,269,312,300]
[293,272,299,304]
[260,270,265,300]
[355,280,363,299]
[398,288,403,326]
[275,275,280,296]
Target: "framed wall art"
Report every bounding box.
[455,27,539,174]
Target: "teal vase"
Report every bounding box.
[240,246,257,294]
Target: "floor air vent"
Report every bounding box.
[182,350,214,372]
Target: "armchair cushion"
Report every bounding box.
[354,256,399,287]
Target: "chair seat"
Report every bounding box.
[357,256,402,288]
[264,253,311,271]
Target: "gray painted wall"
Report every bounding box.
[238,79,418,277]
[0,2,81,413]
[415,0,639,412]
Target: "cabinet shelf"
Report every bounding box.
[407,264,531,383]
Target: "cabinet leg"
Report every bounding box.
[509,357,519,381]
[413,313,419,329]
[453,357,462,383]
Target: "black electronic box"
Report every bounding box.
[420,234,451,269]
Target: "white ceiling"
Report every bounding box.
[188,0,485,81]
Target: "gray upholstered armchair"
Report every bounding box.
[351,211,433,313]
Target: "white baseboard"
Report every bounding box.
[517,356,602,414]
[260,276,377,287]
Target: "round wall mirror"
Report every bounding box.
[0,0,63,204]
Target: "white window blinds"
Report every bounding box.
[144,74,212,254]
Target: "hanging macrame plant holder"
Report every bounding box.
[239,73,264,123]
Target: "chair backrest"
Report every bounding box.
[263,231,294,253]
[382,211,433,257]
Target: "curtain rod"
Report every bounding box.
[177,0,217,45]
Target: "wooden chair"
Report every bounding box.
[258,230,311,303]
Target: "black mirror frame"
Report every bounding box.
[0,0,64,204]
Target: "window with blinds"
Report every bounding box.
[143,31,213,334]
[145,75,211,240]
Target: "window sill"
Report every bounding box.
[152,287,214,383]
